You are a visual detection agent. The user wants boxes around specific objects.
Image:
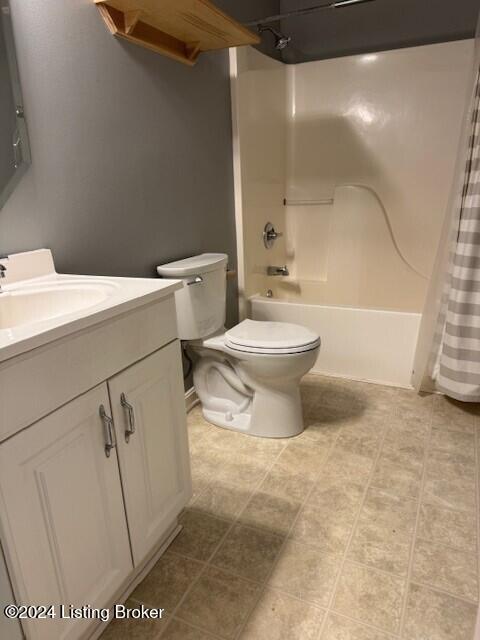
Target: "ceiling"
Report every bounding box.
[221,0,480,64]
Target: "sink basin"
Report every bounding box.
[0,281,118,330]
[0,249,183,363]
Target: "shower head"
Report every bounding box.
[258,25,292,50]
[276,34,292,50]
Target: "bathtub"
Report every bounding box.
[249,295,422,388]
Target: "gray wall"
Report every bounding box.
[279,0,479,63]
[0,0,262,327]
[218,0,281,60]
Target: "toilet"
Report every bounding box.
[157,253,320,438]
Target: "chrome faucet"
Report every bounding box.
[0,261,7,292]
[267,265,289,276]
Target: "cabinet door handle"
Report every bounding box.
[99,405,116,458]
[121,393,136,443]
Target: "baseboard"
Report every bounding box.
[185,386,199,412]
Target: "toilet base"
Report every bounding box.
[199,382,304,439]
[191,339,318,439]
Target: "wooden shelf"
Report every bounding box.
[94,0,261,66]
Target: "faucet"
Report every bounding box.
[267,265,289,276]
[0,261,7,292]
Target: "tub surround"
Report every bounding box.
[0,250,191,640]
[231,40,473,387]
[232,40,473,310]
[286,40,473,292]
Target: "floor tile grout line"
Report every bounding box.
[157,432,288,639]
[414,534,478,557]
[407,579,479,606]
[345,559,411,580]
[231,420,346,640]
[368,485,419,502]
[188,436,289,513]
[326,610,401,639]
[161,614,228,640]
[155,561,210,639]
[162,546,480,613]
[317,393,399,639]
[397,399,434,637]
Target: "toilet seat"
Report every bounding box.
[225,319,320,355]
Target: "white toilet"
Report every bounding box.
[157,253,320,438]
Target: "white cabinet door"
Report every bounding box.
[0,385,132,640]
[0,545,22,640]
[109,341,192,565]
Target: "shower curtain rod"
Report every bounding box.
[244,0,375,28]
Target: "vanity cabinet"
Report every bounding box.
[0,338,190,640]
[109,342,191,566]
[0,385,132,640]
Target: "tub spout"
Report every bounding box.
[267,265,289,276]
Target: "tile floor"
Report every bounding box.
[101,374,480,640]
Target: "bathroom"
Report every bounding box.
[1,0,480,638]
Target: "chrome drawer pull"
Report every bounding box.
[121,393,136,443]
[99,405,116,458]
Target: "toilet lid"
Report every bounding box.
[225,319,320,354]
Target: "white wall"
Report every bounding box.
[233,40,474,314]
[285,40,473,311]
[231,47,288,309]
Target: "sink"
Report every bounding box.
[0,249,183,363]
[0,281,118,330]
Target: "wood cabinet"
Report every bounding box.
[0,325,191,639]
[95,0,260,66]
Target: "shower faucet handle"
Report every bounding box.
[263,222,283,249]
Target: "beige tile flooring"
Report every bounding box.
[101,374,480,640]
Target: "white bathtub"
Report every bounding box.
[250,295,421,388]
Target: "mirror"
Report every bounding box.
[0,0,30,210]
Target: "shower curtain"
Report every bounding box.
[437,73,480,400]
[413,27,480,400]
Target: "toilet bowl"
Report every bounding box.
[157,254,321,438]
[192,320,320,438]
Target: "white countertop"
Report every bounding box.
[0,250,182,363]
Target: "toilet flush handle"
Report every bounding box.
[186,276,203,286]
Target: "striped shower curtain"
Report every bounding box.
[436,70,480,401]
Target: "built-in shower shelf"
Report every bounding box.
[94,0,260,66]
[284,198,335,206]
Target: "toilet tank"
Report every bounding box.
[157,253,228,340]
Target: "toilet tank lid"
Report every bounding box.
[157,253,228,277]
